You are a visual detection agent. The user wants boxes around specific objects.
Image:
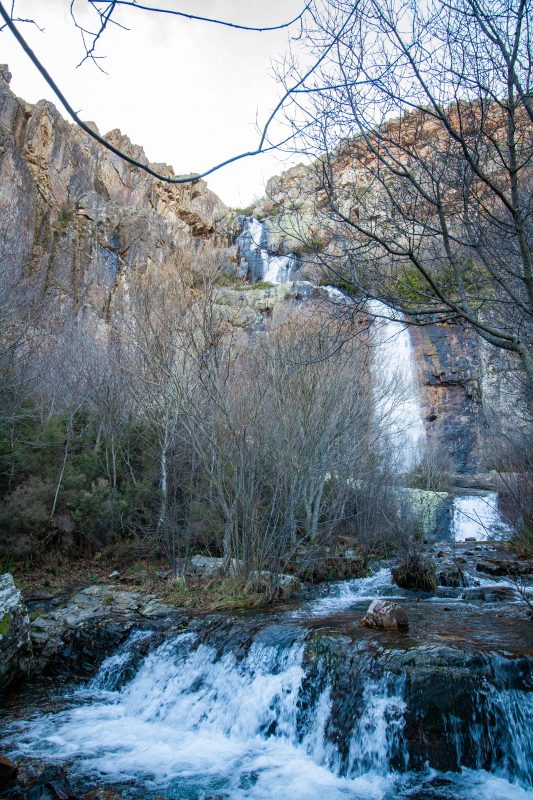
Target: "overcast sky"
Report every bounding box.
[0,0,306,206]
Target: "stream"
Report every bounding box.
[1,564,532,800]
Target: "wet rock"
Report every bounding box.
[462,585,516,603]
[360,600,409,631]
[0,755,18,789]
[82,790,123,800]
[30,585,172,675]
[476,559,531,577]
[436,561,467,587]
[24,767,78,800]
[392,555,438,592]
[0,573,32,691]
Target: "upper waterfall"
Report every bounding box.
[367,300,426,473]
[237,216,299,284]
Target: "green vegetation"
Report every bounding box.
[0,398,159,561]
[215,274,274,291]
[395,260,489,306]
[318,277,359,295]
[303,238,325,254]
[0,611,11,636]
[232,205,256,217]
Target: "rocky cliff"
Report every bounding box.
[0,64,229,324]
[248,158,528,475]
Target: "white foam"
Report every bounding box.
[453,493,512,542]
[367,300,426,473]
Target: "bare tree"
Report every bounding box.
[279,0,533,397]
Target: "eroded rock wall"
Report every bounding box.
[0,64,229,323]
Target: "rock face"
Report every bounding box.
[0,573,31,691]
[360,600,409,631]
[253,158,528,474]
[0,65,229,326]
[30,584,174,675]
[23,766,79,800]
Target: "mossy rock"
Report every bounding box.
[392,555,438,593]
[0,611,11,636]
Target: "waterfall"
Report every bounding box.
[367,299,426,473]
[5,630,399,799]
[238,217,298,284]
[5,611,531,800]
[452,492,512,542]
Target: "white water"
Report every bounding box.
[303,567,397,616]
[239,217,298,284]
[452,493,512,542]
[6,631,399,800]
[4,606,532,800]
[263,254,297,284]
[367,300,426,473]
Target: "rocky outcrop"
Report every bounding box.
[30,584,174,675]
[0,755,18,791]
[0,65,229,325]
[0,573,31,691]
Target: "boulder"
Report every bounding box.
[360,600,409,631]
[392,555,438,592]
[0,573,32,691]
[436,561,467,588]
[244,571,300,599]
[190,555,224,576]
[0,755,18,789]
[476,559,531,577]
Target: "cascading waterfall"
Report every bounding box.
[452,492,512,542]
[366,299,426,473]
[4,590,532,800]
[5,630,402,800]
[237,216,298,284]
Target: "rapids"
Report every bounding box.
[2,568,532,800]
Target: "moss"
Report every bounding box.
[0,611,12,636]
[302,238,325,254]
[318,277,359,296]
[395,259,489,306]
[215,275,274,292]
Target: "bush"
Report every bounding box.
[392,553,438,592]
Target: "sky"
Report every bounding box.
[0,0,307,206]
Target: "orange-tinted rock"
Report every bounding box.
[360,600,409,631]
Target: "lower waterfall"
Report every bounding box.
[4,569,532,800]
